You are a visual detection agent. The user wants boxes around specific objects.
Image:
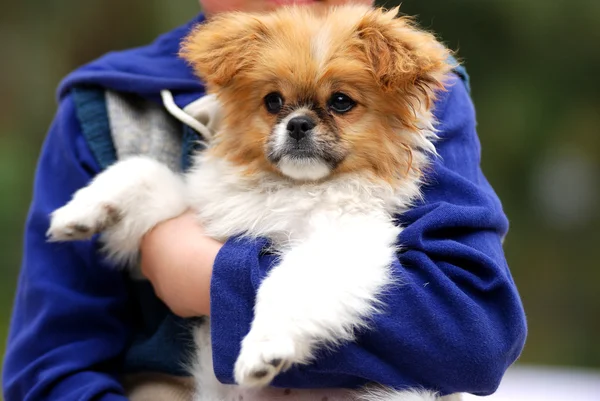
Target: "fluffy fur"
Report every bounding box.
[48,5,459,401]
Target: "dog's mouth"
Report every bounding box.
[266,121,331,181]
[268,144,332,181]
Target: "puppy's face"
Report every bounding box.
[260,89,352,181]
[181,5,453,183]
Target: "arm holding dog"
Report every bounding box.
[140,211,220,318]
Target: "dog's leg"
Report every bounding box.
[47,156,188,266]
[234,213,400,387]
[190,321,241,401]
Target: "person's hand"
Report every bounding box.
[140,211,223,317]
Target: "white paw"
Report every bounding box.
[234,335,300,388]
[47,198,120,242]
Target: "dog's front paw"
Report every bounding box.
[234,335,302,388]
[47,199,120,242]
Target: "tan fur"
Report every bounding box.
[180,5,453,185]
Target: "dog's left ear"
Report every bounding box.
[357,7,454,99]
[180,13,270,89]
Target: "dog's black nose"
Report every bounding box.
[287,116,316,141]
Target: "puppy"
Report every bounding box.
[49,5,460,401]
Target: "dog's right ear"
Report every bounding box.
[180,13,269,88]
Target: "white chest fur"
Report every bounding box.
[186,155,412,247]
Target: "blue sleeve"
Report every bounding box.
[209,78,527,396]
[2,96,131,401]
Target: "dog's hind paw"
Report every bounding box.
[47,200,120,242]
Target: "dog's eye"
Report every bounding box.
[264,92,284,114]
[328,93,356,114]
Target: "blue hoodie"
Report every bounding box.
[3,12,527,401]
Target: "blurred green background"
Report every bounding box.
[1,0,599,389]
